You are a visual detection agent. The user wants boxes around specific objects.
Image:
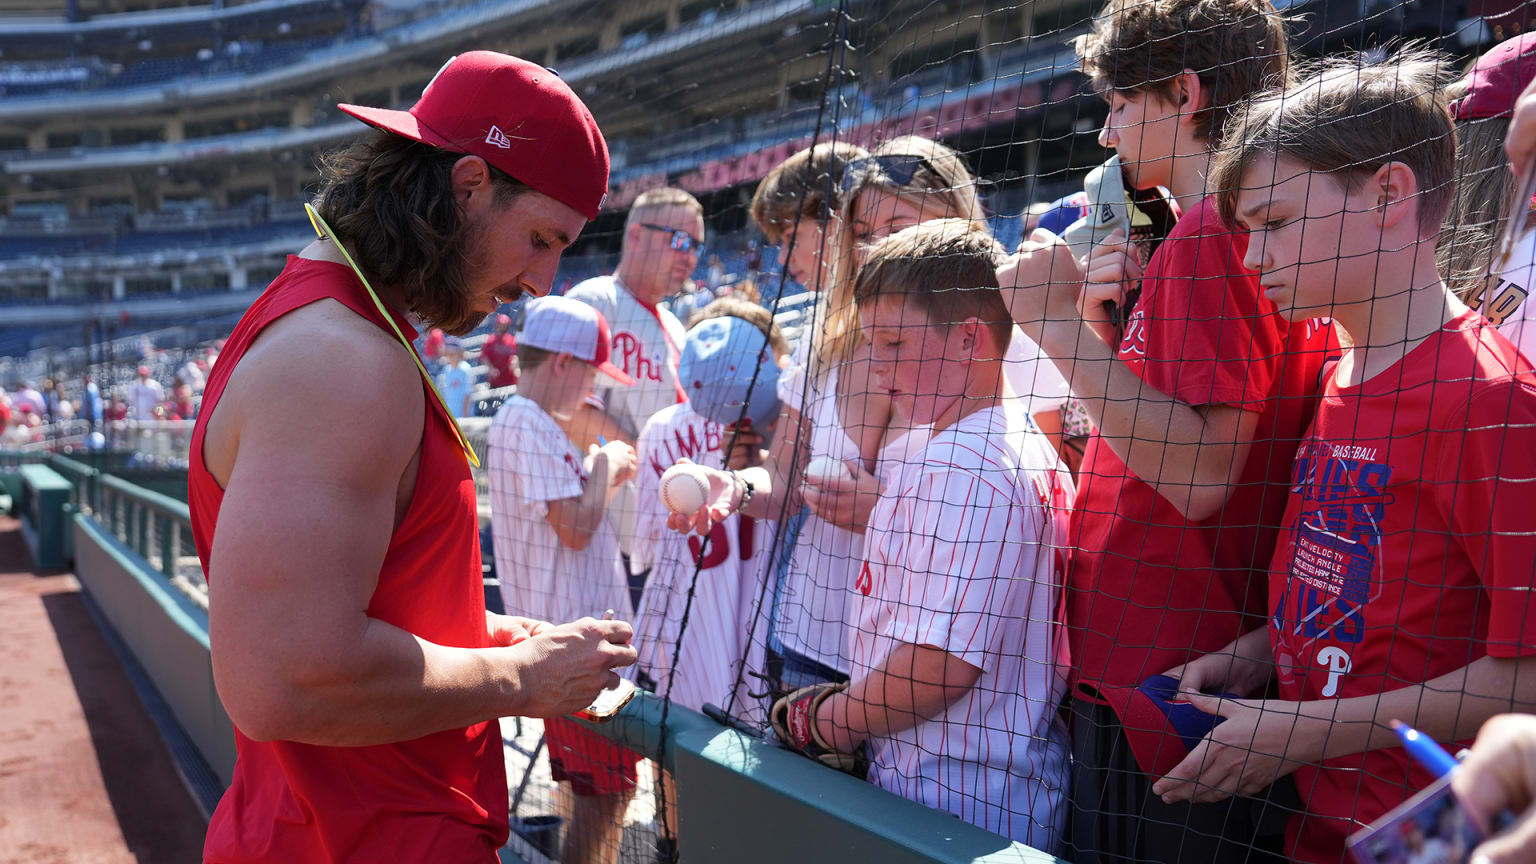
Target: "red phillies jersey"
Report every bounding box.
[1270,312,1536,863]
[1067,197,1338,725]
[189,257,507,863]
[481,332,518,388]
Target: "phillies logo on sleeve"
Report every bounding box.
[855,561,873,596]
[612,332,665,383]
[1117,307,1149,372]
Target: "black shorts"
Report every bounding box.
[1068,699,1300,864]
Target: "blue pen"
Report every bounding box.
[1391,719,1461,778]
[597,435,608,446]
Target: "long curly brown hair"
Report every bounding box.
[313,130,530,335]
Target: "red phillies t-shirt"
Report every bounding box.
[1270,312,1536,863]
[481,332,518,388]
[1068,197,1337,724]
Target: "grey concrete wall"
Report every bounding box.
[72,514,235,786]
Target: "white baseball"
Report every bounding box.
[659,463,710,515]
[803,456,853,485]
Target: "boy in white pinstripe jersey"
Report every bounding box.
[772,221,1073,853]
[488,295,641,864]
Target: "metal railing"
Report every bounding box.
[103,419,194,463]
[95,471,207,608]
[48,452,100,517]
[0,449,42,470]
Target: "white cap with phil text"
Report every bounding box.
[517,296,635,385]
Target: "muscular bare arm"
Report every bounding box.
[207,307,635,746]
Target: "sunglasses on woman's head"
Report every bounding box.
[639,223,702,253]
[839,154,940,195]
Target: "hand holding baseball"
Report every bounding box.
[659,462,710,515]
[802,457,882,534]
[661,459,742,536]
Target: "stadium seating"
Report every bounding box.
[0,216,313,263]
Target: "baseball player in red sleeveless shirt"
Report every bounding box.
[189,52,637,863]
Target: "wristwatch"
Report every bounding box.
[728,470,755,515]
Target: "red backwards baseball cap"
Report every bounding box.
[517,296,633,385]
[1452,33,1536,121]
[1099,675,1234,777]
[337,51,611,220]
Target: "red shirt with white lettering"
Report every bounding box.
[1067,197,1337,728]
[1270,311,1536,863]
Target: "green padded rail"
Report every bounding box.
[18,463,71,569]
[572,693,1067,864]
[71,509,234,787]
[0,450,44,509]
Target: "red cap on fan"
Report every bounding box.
[1451,33,1536,122]
[337,51,611,220]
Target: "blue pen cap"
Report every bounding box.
[677,316,781,436]
[1393,721,1461,778]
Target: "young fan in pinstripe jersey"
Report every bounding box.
[773,220,1073,853]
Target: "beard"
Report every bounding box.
[415,211,506,337]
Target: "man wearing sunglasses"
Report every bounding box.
[567,187,705,569]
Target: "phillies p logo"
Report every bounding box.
[855,561,872,596]
[1317,646,1352,697]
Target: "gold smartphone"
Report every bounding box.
[575,678,638,723]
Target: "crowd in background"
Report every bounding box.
[0,242,774,438]
[0,339,221,449]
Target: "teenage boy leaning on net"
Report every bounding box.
[997,0,1338,860]
[1145,53,1536,864]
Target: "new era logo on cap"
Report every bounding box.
[335,50,611,220]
